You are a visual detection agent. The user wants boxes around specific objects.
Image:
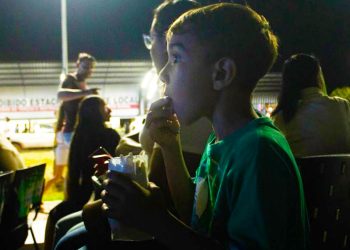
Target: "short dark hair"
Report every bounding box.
[168,3,279,89]
[76,52,96,64]
[152,0,200,35]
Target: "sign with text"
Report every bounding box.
[0,84,141,119]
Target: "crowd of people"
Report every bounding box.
[1,0,349,250]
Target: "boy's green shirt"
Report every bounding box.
[191,117,309,249]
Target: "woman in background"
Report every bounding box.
[45,95,120,250]
[65,95,120,202]
[272,53,350,157]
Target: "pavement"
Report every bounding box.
[19,200,61,250]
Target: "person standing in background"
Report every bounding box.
[44,105,65,193]
[50,53,99,193]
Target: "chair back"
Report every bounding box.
[296,154,350,250]
[0,171,14,225]
[0,163,46,249]
[12,163,46,219]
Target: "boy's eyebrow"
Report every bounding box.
[168,42,187,52]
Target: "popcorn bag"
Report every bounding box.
[108,153,148,188]
[107,153,153,241]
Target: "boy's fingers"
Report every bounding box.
[151,119,179,133]
[148,108,174,120]
[167,119,180,134]
[149,96,171,112]
[145,97,174,129]
[145,114,175,132]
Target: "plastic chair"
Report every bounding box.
[1,163,46,250]
[0,171,14,226]
[16,163,46,250]
[296,154,350,250]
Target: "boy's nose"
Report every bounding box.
[159,64,169,85]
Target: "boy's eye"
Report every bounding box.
[170,54,180,64]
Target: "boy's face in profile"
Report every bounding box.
[160,32,216,125]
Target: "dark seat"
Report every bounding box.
[0,163,46,250]
[0,171,14,225]
[296,154,350,250]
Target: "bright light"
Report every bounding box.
[140,68,159,101]
[147,78,158,100]
[60,72,66,83]
[141,68,157,89]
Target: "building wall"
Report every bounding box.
[0,61,282,120]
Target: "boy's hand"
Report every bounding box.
[145,97,180,149]
[101,171,166,233]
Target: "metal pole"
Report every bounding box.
[61,0,68,82]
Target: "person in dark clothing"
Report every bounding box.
[54,53,99,192]
[44,95,120,250]
[65,95,120,202]
[58,53,99,137]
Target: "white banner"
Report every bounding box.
[0,84,141,119]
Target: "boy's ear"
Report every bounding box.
[212,57,236,91]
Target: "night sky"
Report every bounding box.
[0,0,161,61]
[0,0,349,90]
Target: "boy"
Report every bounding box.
[102,3,309,249]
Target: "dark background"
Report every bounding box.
[0,0,349,91]
[0,0,161,61]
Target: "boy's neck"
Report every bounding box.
[212,91,258,141]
